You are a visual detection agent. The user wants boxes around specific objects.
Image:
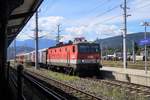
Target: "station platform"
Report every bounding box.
[101,67,150,86]
[102,67,150,77]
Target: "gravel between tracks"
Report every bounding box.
[25,67,150,100]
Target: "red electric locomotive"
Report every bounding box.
[47,38,102,75]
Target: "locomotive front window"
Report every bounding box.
[78,44,100,53]
[78,45,90,53]
[91,45,99,53]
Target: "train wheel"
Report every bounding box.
[74,70,80,76]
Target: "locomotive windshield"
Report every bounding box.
[90,45,99,53]
[78,44,100,53]
[78,45,90,53]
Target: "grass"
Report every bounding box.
[25,66,79,82]
[47,70,79,81]
[26,67,150,100]
[102,60,150,70]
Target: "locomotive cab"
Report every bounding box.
[75,43,102,75]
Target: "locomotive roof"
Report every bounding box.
[48,42,99,49]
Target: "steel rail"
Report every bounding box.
[87,78,150,95]
[25,69,105,100]
[23,73,67,100]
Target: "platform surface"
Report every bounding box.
[102,66,150,77]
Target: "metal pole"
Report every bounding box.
[100,41,103,64]
[144,25,147,74]
[123,0,127,69]
[35,11,39,69]
[132,40,135,63]
[106,45,108,60]
[57,24,60,44]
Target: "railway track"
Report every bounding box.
[9,63,150,100]
[25,69,105,100]
[9,67,69,100]
[87,78,150,97]
[25,67,150,99]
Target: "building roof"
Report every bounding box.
[7,0,43,46]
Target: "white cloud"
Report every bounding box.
[17,0,150,42]
[128,0,150,21]
[16,33,33,41]
[63,23,121,42]
[65,26,86,35]
[16,16,64,41]
[17,15,122,42]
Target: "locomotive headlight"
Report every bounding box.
[96,59,100,63]
[81,59,85,63]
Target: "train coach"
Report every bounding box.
[16,53,30,64]
[29,48,47,66]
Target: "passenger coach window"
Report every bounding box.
[73,46,75,52]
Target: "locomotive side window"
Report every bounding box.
[65,48,67,52]
[73,46,75,52]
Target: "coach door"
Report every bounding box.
[67,49,70,66]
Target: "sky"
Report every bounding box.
[15,0,150,44]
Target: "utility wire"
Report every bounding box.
[98,15,122,24]
[133,2,150,10]
[89,0,111,12]
[96,4,121,17]
[95,0,132,18]
[99,1,150,23]
[77,0,111,16]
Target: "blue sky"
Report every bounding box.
[15,0,150,46]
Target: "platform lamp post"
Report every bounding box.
[140,21,150,74]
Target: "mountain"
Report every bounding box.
[96,32,150,49]
[7,46,34,59]
[8,39,57,59]
[15,39,56,49]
